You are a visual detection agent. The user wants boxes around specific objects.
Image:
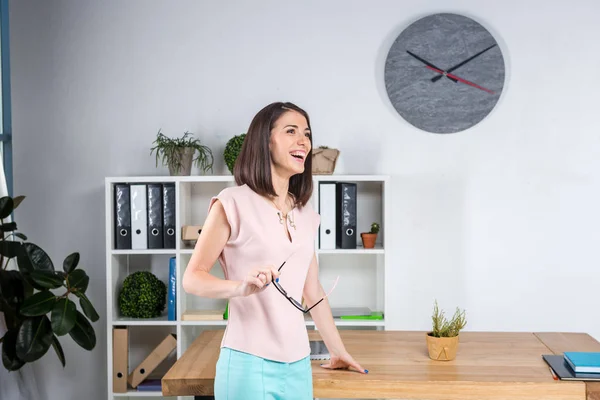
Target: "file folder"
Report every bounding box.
[114,184,131,249]
[112,326,129,393]
[147,184,164,249]
[128,333,177,388]
[319,182,336,249]
[130,184,148,249]
[336,182,357,249]
[162,183,176,249]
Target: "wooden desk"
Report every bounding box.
[162,330,600,399]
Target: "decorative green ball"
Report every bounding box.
[223,133,246,174]
[118,271,167,319]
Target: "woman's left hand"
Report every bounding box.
[320,351,368,374]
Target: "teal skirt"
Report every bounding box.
[214,347,313,400]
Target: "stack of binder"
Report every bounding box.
[114,183,176,250]
[319,182,358,250]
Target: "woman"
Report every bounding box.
[182,101,367,400]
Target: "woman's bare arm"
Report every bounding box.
[182,199,279,299]
[182,199,240,298]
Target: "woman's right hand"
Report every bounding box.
[234,266,281,297]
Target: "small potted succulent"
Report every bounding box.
[360,222,380,249]
[150,129,214,176]
[223,133,246,174]
[426,300,467,361]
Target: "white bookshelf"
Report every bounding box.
[105,174,390,400]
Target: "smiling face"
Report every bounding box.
[268,110,312,177]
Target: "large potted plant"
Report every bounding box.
[426,300,466,361]
[150,129,214,176]
[0,195,99,371]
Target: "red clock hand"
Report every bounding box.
[431,44,497,83]
[425,65,495,94]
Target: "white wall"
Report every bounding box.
[9,0,600,399]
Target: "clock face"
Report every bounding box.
[384,13,505,134]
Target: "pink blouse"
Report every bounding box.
[208,183,320,363]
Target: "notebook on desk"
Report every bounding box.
[543,355,600,381]
[564,352,600,373]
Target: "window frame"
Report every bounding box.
[0,0,12,198]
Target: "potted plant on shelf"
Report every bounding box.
[0,194,99,372]
[118,271,167,318]
[426,300,467,361]
[361,222,380,249]
[223,133,246,174]
[150,129,214,176]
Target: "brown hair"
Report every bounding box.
[233,101,313,207]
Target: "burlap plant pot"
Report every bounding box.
[312,147,340,175]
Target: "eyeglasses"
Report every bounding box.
[272,259,339,313]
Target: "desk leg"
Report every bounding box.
[588,382,600,400]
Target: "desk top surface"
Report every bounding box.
[162,330,600,399]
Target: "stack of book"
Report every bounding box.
[543,351,600,381]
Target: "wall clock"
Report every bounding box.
[384,13,505,134]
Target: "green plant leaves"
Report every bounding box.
[0,194,99,372]
[430,300,467,338]
[370,222,380,234]
[68,269,89,293]
[62,252,80,274]
[0,240,22,258]
[224,133,246,174]
[14,232,27,240]
[16,316,53,362]
[150,129,214,173]
[0,222,17,232]
[0,196,14,219]
[51,335,65,368]
[119,271,167,318]
[0,270,25,307]
[2,329,25,371]
[68,310,96,351]
[12,195,25,210]
[17,243,56,290]
[29,270,65,289]
[20,290,56,316]
[51,298,77,336]
[75,291,99,322]
[21,242,55,272]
